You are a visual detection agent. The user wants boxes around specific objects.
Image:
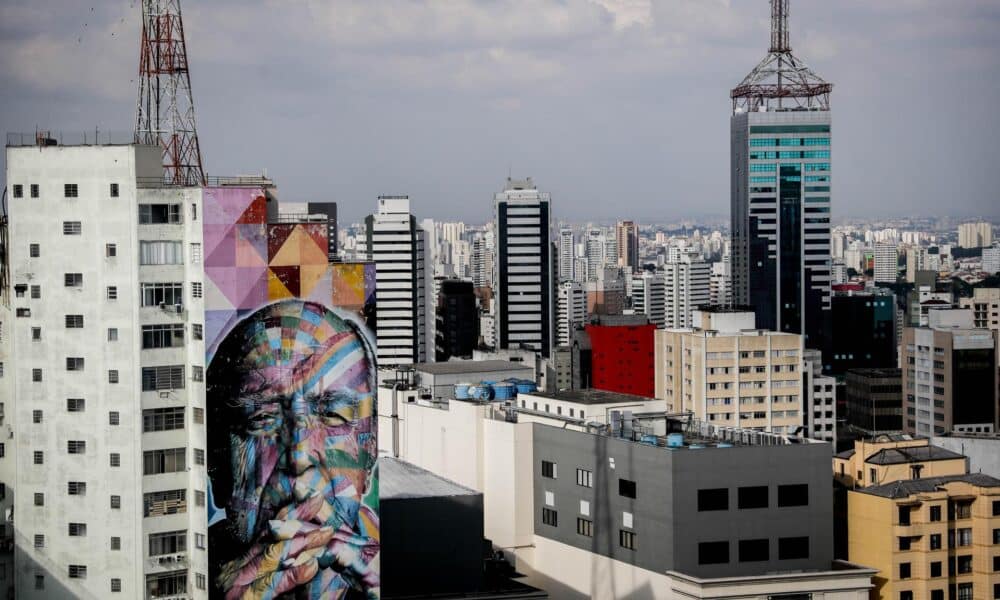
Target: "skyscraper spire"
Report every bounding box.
[135,0,206,186]
[731,0,831,113]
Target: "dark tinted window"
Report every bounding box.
[738,539,769,562]
[619,479,636,499]
[777,484,809,507]
[778,536,809,560]
[738,486,768,509]
[698,541,729,565]
[698,488,728,511]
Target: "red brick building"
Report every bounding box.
[585,321,656,398]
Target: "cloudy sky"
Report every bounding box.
[2,0,999,224]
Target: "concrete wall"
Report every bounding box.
[932,435,1000,477]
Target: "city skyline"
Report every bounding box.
[2,1,999,223]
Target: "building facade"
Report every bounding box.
[586,319,656,399]
[959,287,1000,333]
[958,222,993,249]
[436,279,478,362]
[631,271,666,328]
[494,178,553,357]
[364,196,429,366]
[874,243,898,284]
[615,220,639,274]
[845,369,904,437]
[557,228,574,282]
[829,289,897,375]
[663,254,711,329]
[556,281,587,347]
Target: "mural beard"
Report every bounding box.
[207,301,379,599]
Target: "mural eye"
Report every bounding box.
[246,406,281,432]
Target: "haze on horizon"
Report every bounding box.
[1,0,998,224]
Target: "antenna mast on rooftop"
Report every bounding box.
[731,0,831,113]
[134,0,206,186]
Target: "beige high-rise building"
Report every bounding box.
[958,287,1000,333]
[615,220,639,274]
[654,308,805,434]
[958,221,993,249]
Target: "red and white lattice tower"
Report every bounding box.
[135,0,206,186]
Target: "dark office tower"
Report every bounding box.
[828,290,897,375]
[494,177,554,358]
[307,202,338,259]
[436,279,478,361]
[731,0,833,350]
[845,369,903,436]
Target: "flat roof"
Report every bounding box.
[379,457,479,500]
[526,389,660,406]
[865,445,965,465]
[413,360,533,376]
[859,473,1000,498]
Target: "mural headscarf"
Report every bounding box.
[206,300,379,599]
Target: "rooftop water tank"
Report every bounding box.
[717,443,734,449]
[514,380,537,394]
[666,433,684,448]
[454,384,472,400]
[493,382,516,400]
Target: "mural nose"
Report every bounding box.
[289,392,322,475]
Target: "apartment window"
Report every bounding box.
[191,203,198,221]
[141,365,185,391]
[111,578,122,592]
[141,282,183,307]
[146,571,187,598]
[64,184,78,198]
[777,484,808,507]
[195,532,206,549]
[32,368,42,382]
[33,534,44,548]
[33,451,43,465]
[957,555,973,574]
[576,518,593,537]
[900,593,913,600]
[16,308,30,317]
[110,183,119,197]
[65,272,83,287]
[993,500,1000,516]
[12,185,22,198]
[957,584,973,600]
[65,314,84,328]
[192,365,204,382]
[29,327,41,344]
[778,536,809,560]
[194,448,205,465]
[143,448,186,474]
[541,460,556,478]
[110,495,121,509]
[148,530,187,556]
[957,528,972,546]
[111,537,121,551]
[63,221,82,235]
[995,556,1000,571]
[190,243,202,264]
[698,488,729,511]
[108,369,119,383]
[110,453,121,467]
[698,541,729,564]
[899,536,912,551]
[144,489,187,517]
[899,506,911,525]
[107,286,118,300]
[67,440,86,454]
[68,565,87,579]
[196,573,207,590]
[739,539,769,562]
[67,482,86,495]
[139,240,183,265]
[66,357,85,371]
[738,486,768,509]
[930,505,942,521]
[994,528,1000,544]
[29,243,40,257]
[30,184,39,198]
[576,468,593,488]
[930,533,942,550]
[109,411,120,426]
[954,501,972,519]
[931,561,942,577]
[619,479,637,499]
[900,562,911,579]
[34,575,43,591]
[138,203,182,224]
[192,323,203,340]
[142,323,185,349]
[143,407,186,432]
[108,328,118,341]
[541,507,557,527]
[32,410,42,424]
[191,282,203,298]
[193,407,205,424]
[30,284,40,299]
[194,490,206,507]
[106,243,117,257]
[68,523,87,537]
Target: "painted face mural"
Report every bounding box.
[206,300,379,599]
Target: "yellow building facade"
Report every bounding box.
[848,474,1000,600]
[834,435,968,489]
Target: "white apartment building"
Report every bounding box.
[631,271,666,328]
[958,221,993,249]
[364,196,430,366]
[983,243,1000,274]
[558,228,575,282]
[556,281,587,347]
[0,300,13,599]
[958,287,1000,333]
[709,259,732,307]
[803,349,837,442]
[6,140,209,599]
[873,243,898,284]
[494,178,553,357]
[471,227,494,289]
[663,253,711,328]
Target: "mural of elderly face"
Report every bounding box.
[207,300,379,599]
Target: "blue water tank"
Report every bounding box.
[469,383,494,401]
[688,444,704,450]
[454,384,471,400]
[640,434,658,446]
[515,380,537,394]
[717,443,734,449]
[666,433,684,448]
[493,382,515,400]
